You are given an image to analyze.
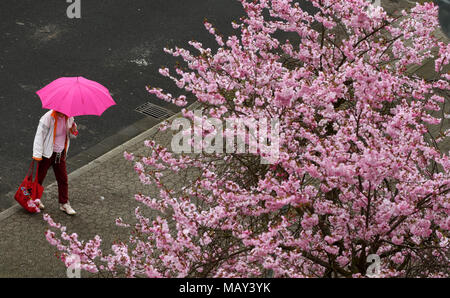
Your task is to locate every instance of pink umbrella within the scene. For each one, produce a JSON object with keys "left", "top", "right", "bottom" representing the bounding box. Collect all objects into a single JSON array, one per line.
[{"left": 36, "top": 76, "right": 116, "bottom": 117}]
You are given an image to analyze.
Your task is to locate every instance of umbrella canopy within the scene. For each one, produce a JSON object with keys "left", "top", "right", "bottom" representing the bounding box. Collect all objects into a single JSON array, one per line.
[{"left": 36, "top": 76, "right": 116, "bottom": 117}]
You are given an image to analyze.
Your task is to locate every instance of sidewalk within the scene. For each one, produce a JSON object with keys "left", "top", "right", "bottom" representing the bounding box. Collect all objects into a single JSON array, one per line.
[{"left": 0, "top": 1, "right": 448, "bottom": 278}]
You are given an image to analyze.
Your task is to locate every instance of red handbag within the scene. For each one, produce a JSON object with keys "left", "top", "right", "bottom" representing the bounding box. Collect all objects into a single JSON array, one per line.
[{"left": 14, "top": 160, "right": 44, "bottom": 213}]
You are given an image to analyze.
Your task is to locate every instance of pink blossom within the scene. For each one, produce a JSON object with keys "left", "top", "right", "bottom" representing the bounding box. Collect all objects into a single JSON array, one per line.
[{"left": 43, "top": 0, "right": 450, "bottom": 278}]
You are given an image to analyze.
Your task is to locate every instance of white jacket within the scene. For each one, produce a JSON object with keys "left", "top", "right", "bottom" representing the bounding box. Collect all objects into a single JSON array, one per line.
[{"left": 32, "top": 110, "right": 78, "bottom": 160}]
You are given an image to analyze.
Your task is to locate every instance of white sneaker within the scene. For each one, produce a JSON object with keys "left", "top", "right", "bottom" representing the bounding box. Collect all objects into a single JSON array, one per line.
[
  {"left": 38, "top": 201, "right": 45, "bottom": 210},
  {"left": 60, "top": 203, "right": 76, "bottom": 215}
]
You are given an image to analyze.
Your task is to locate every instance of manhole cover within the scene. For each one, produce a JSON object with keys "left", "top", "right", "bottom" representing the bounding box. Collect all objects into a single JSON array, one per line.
[{"left": 135, "top": 102, "right": 175, "bottom": 119}]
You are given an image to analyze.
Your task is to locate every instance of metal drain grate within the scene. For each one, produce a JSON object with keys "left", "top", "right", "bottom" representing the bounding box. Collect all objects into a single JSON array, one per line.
[{"left": 135, "top": 102, "right": 175, "bottom": 119}]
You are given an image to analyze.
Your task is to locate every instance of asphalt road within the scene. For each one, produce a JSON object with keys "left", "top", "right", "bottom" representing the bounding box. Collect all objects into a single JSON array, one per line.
[{"left": 0, "top": 0, "right": 246, "bottom": 210}]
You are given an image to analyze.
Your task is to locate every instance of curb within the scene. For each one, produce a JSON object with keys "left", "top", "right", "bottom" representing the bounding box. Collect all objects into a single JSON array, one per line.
[{"left": 0, "top": 101, "right": 199, "bottom": 223}]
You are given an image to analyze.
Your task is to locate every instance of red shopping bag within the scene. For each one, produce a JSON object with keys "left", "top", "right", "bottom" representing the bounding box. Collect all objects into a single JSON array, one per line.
[{"left": 14, "top": 160, "right": 44, "bottom": 213}]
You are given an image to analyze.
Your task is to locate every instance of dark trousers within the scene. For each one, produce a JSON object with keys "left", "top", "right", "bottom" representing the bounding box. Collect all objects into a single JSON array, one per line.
[{"left": 37, "top": 151, "right": 69, "bottom": 204}]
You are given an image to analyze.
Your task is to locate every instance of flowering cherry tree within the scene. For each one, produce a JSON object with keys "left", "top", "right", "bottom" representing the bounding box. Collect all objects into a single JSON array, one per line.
[{"left": 45, "top": 0, "right": 450, "bottom": 277}]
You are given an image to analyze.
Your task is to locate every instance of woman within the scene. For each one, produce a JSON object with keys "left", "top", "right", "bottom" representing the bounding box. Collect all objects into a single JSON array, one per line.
[{"left": 32, "top": 110, "right": 79, "bottom": 215}]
